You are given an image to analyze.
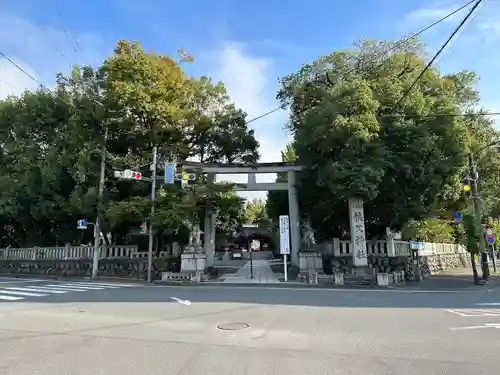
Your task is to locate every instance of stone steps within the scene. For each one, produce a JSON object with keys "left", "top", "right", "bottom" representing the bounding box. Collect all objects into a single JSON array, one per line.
[{"left": 343, "top": 276, "right": 376, "bottom": 285}]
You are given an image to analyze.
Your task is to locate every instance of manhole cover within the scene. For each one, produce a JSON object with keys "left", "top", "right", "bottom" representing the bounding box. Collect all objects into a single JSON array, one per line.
[{"left": 217, "top": 322, "right": 250, "bottom": 331}]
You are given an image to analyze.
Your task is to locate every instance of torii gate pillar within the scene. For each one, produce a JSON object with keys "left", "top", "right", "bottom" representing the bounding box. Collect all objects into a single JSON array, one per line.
[
  {"left": 287, "top": 170, "right": 300, "bottom": 266},
  {"left": 179, "top": 161, "right": 303, "bottom": 268}
]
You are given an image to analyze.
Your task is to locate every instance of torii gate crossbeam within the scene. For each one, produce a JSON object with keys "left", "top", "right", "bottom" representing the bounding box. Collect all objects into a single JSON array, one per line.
[{"left": 178, "top": 161, "right": 303, "bottom": 267}]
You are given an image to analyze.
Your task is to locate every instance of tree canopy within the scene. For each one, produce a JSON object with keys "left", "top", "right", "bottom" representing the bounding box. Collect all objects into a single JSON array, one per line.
[
  {"left": 0, "top": 40, "right": 258, "bottom": 247},
  {"left": 277, "top": 38, "right": 500, "bottom": 241},
  {"left": 2, "top": 36, "right": 500, "bottom": 249}
]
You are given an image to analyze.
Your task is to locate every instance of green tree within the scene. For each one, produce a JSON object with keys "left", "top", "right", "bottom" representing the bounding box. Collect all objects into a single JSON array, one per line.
[
  {"left": 402, "top": 218, "right": 455, "bottom": 243},
  {"left": 266, "top": 142, "right": 296, "bottom": 222},
  {"left": 0, "top": 85, "right": 102, "bottom": 246},
  {"left": 0, "top": 40, "right": 260, "bottom": 247},
  {"left": 244, "top": 198, "right": 268, "bottom": 225},
  {"left": 277, "top": 38, "right": 476, "bottom": 240}
]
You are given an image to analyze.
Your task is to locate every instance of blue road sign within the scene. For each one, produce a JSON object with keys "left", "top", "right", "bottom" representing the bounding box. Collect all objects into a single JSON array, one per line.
[
  {"left": 164, "top": 163, "right": 176, "bottom": 184},
  {"left": 487, "top": 235, "right": 495, "bottom": 244},
  {"left": 453, "top": 211, "right": 463, "bottom": 222},
  {"left": 410, "top": 241, "right": 425, "bottom": 250},
  {"left": 77, "top": 218, "right": 88, "bottom": 229}
]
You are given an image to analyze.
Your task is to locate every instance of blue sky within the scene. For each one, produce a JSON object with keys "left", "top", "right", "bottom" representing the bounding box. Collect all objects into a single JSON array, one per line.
[{"left": 1, "top": 0, "right": 499, "bottom": 199}]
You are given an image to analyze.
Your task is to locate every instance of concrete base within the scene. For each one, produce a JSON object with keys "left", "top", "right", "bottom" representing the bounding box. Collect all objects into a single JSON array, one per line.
[
  {"left": 298, "top": 252, "right": 323, "bottom": 273},
  {"left": 180, "top": 253, "right": 207, "bottom": 273},
  {"left": 334, "top": 272, "right": 344, "bottom": 285},
  {"left": 377, "top": 273, "right": 389, "bottom": 287}
]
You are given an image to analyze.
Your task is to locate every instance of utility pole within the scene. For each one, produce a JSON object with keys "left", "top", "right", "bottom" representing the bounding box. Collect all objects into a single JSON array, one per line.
[
  {"left": 147, "top": 146, "right": 158, "bottom": 283},
  {"left": 92, "top": 127, "right": 108, "bottom": 280},
  {"left": 468, "top": 152, "right": 490, "bottom": 280}
]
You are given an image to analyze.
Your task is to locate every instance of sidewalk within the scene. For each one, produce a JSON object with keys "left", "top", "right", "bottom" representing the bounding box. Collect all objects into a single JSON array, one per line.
[
  {"left": 392, "top": 269, "right": 500, "bottom": 290},
  {"left": 217, "top": 260, "right": 281, "bottom": 284}
]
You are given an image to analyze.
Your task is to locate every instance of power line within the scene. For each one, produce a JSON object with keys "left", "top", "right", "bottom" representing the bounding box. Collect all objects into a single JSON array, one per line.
[
  {"left": 391, "top": 0, "right": 484, "bottom": 111},
  {"left": 0, "top": 51, "right": 45, "bottom": 89},
  {"left": 244, "top": 0, "right": 479, "bottom": 124},
  {"left": 52, "top": 1, "right": 89, "bottom": 67},
  {"left": 246, "top": 108, "right": 282, "bottom": 124}
]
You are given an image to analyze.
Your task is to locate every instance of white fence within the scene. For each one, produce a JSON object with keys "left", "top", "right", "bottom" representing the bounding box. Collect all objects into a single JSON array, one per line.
[
  {"left": 324, "top": 239, "right": 466, "bottom": 258},
  {"left": 0, "top": 245, "right": 138, "bottom": 261}
]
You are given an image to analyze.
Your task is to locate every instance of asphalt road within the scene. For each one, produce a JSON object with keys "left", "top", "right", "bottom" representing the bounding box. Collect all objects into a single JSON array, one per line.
[{"left": 1, "top": 277, "right": 500, "bottom": 374}]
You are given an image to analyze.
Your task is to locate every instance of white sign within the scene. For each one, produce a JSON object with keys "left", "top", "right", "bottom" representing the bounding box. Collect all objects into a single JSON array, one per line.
[
  {"left": 486, "top": 228, "right": 494, "bottom": 236},
  {"left": 123, "top": 169, "right": 134, "bottom": 179},
  {"left": 348, "top": 199, "right": 368, "bottom": 266},
  {"left": 279, "top": 215, "right": 290, "bottom": 255}
]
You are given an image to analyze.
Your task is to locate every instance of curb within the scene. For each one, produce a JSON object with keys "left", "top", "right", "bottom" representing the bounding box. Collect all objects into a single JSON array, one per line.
[{"left": 0, "top": 274, "right": 148, "bottom": 284}]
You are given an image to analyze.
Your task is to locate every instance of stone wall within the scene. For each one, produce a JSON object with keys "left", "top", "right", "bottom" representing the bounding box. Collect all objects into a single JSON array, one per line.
[
  {"left": 328, "top": 252, "right": 471, "bottom": 278},
  {"left": 0, "top": 256, "right": 181, "bottom": 280}
]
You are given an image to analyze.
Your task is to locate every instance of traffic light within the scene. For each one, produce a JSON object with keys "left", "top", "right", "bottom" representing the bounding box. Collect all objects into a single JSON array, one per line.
[
  {"left": 140, "top": 221, "right": 147, "bottom": 234},
  {"left": 462, "top": 178, "right": 472, "bottom": 198},
  {"left": 175, "top": 172, "right": 196, "bottom": 189},
  {"left": 122, "top": 169, "right": 142, "bottom": 180}
]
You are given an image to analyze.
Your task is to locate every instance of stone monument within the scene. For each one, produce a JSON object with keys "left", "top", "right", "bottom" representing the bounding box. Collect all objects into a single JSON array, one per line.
[
  {"left": 348, "top": 198, "right": 368, "bottom": 267},
  {"left": 181, "top": 222, "right": 207, "bottom": 273},
  {"left": 298, "top": 218, "right": 323, "bottom": 274}
]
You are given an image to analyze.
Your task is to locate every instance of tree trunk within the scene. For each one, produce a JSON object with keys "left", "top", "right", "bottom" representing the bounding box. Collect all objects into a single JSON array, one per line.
[{"left": 470, "top": 251, "right": 479, "bottom": 284}]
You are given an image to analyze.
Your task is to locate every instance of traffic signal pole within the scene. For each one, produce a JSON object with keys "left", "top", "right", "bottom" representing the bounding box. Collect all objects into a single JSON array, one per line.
[
  {"left": 147, "top": 146, "right": 158, "bottom": 283},
  {"left": 468, "top": 152, "right": 490, "bottom": 280}
]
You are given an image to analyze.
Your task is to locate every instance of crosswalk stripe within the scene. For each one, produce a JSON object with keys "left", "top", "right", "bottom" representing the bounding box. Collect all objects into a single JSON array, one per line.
[
  {"left": 44, "top": 284, "right": 101, "bottom": 291},
  {"left": 6, "top": 287, "right": 68, "bottom": 294},
  {"left": 71, "top": 282, "right": 133, "bottom": 288},
  {"left": 0, "top": 295, "right": 24, "bottom": 301},
  {"left": 57, "top": 284, "right": 106, "bottom": 290},
  {"left": 66, "top": 282, "right": 117, "bottom": 289},
  {"left": 0, "top": 290, "right": 47, "bottom": 297},
  {"left": 0, "top": 281, "right": 130, "bottom": 302}
]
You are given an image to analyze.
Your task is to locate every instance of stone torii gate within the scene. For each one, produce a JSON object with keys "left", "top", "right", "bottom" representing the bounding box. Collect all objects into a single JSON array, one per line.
[{"left": 179, "top": 161, "right": 303, "bottom": 267}]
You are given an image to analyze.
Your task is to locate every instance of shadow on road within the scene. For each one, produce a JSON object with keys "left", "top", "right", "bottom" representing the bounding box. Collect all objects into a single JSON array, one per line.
[{"left": 1, "top": 276, "right": 499, "bottom": 309}]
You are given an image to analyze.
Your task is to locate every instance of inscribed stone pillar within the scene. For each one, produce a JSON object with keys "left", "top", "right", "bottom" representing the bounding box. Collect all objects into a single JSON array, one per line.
[
  {"left": 204, "top": 172, "right": 216, "bottom": 267},
  {"left": 348, "top": 198, "right": 368, "bottom": 267},
  {"left": 287, "top": 170, "right": 301, "bottom": 267}
]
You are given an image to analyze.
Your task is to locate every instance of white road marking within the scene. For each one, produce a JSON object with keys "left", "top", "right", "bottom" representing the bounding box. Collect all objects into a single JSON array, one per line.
[
  {"left": 6, "top": 287, "right": 68, "bottom": 294},
  {"left": 0, "top": 290, "right": 47, "bottom": 297},
  {"left": 476, "top": 302, "right": 500, "bottom": 306},
  {"left": 70, "top": 283, "right": 122, "bottom": 289},
  {"left": 0, "top": 279, "right": 49, "bottom": 284},
  {"left": 71, "top": 282, "right": 134, "bottom": 288},
  {"left": 450, "top": 323, "right": 500, "bottom": 331},
  {"left": 44, "top": 284, "right": 104, "bottom": 291},
  {"left": 0, "top": 295, "right": 24, "bottom": 301},
  {"left": 446, "top": 309, "right": 500, "bottom": 317},
  {"left": 170, "top": 297, "right": 192, "bottom": 306},
  {"left": 0, "top": 281, "right": 132, "bottom": 302}
]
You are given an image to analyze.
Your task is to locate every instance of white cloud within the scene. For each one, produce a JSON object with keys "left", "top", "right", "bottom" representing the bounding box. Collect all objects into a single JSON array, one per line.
[
  {"left": 0, "top": 58, "right": 38, "bottom": 99},
  {"left": 0, "top": 13, "right": 107, "bottom": 91},
  {"left": 209, "top": 42, "right": 292, "bottom": 201},
  {"left": 404, "top": 5, "right": 460, "bottom": 24}
]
